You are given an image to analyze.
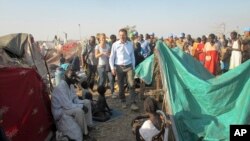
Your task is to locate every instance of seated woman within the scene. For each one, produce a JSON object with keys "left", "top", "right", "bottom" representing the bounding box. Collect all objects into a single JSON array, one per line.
[{"left": 132, "top": 97, "right": 170, "bottom": 141}]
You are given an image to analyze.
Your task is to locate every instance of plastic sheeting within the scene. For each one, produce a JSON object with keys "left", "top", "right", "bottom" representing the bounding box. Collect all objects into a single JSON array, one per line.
[
  {"left": 0, "top": 33, "right": 29, "bottom": 57},
  {"left": 0, "top": 33, "right": 48, "bottom": 79},
  {"left": 0, "top": 67, "right": 54, "bottom": 141},
  {"left": 135, "top": 54, "right": 155, "bottom": 84},
  {"left": 135, "top": 41, "right": 250, "bottom": 141}
]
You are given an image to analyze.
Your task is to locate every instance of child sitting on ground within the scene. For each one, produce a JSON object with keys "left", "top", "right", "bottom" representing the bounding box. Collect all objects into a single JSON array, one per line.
[
  {"left": 80, "top": 81, "right": 93, "bottom": 100},
  {"left": 92, "top": 85, "right": 112, "bottom": 122},
  {"left": 132, "top": 97, "right": 170, "bottom": 141},
  {"left": 139, "top": 97, "right": 162, "bottom": 141}
]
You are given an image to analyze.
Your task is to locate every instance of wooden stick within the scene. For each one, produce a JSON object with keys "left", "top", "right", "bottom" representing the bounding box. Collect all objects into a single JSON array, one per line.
[{"left": 155, "top": 48, "right": 180, "bottom": 141}]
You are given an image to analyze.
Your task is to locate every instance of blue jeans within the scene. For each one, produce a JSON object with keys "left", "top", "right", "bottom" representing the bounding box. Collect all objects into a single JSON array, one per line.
[
  {"left": 97, "top": 65, "right": 114, "bottom": 93},
  {"left": 97, "top": 65, "right": 106, "bottom": 87},
  {"left": 107, "top": 72, "right": 114, "bottom": 93}
]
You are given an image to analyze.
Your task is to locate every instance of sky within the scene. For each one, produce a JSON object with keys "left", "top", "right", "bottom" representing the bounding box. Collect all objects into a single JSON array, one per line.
[{"left": 0, "top": 0, "right": 250, "bottom": 40}]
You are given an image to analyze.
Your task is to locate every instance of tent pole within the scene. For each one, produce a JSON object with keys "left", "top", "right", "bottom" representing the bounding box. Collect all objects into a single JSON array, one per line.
[
  {"left": 156, "top": 48, "right": 180, "bottom": 141},
  {"left": 44, "top": 58, "right": 53, "bottom": 93},
  {"left": 43, "top": 44, "right": 54, "bottom": 93}
]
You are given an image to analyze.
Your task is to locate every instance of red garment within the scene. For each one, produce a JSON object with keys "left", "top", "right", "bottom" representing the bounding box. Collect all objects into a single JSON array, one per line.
[
  {"left": 0, "top": 68, "right": 53, "bottom": 141},
  {"left": 62, "top": 42, "right": 78, "bottom": 51},
  {"left": 204, "top": 50, "right": 219, "bottom": 75},
  {"left": 194, "top": 43, "right": 205, "bottom": 62}
]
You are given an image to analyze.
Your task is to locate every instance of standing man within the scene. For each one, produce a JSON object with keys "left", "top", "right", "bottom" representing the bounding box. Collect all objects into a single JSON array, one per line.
[
  {"left": 109, "top": 34, "right": 117, "bottom": 98},
  {"left": 132, "top": 33, "right": 144, "bottom": 67},
  {"left": 82, "top": 36, "right": 98, "bottom": 90},
  {"left": 109, "top": 29, "right": 139, "bottom": 111},
  {"left": 149, "top": 33, "right": 156, "bottom": 54},
  {"left": 109, "top": 34, "right": 117, "bottom": 47},
  {"left": 138, "top": 34, "right": 151, "bottom": 59},
  {"left": 242, "top": 27, "right": 250, "bottom": 62}
]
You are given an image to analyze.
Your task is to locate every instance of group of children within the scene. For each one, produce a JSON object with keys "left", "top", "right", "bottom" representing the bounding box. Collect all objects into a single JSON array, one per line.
[
  {"left": 80, "top": 81, "right": 112, "bottom": 122},
  {"left": 80, "top": 79, "right": 170, "bottom": 141}
]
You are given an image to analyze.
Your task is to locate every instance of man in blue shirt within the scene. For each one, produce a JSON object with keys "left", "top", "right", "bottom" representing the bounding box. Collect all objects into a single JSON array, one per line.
[
  {"left": 109, "top": 29, "right": 139, "bottom": 111},
  {"left": 138, "top": 34, "right": 151, "bottom": 59}
]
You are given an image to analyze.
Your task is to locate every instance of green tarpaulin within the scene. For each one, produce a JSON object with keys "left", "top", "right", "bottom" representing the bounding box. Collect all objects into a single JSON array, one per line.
[
  {"left": 135, "top": 54, "right": 155, "bottom": 84},
  {"left": 135, "top": 41, "right": 250, "bottom": 141}
]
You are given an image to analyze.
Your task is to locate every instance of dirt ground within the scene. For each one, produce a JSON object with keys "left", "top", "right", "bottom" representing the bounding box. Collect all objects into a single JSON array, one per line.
[{"left": 87, "top": 88, "right": 157, "bottom": 141}]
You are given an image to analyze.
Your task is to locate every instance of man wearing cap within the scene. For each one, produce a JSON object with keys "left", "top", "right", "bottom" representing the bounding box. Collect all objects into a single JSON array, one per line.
[
  {"left": 138, "top": 34, "right": 151, "bottom": 58},
  {"left": 149, "top": 33, "right": 156, "bottom": 53},
  {"left": 132, "top": 33, "right": 144, "bottom": 67},
  {"left": 51, "top": 66, "right": 94, "bottom": 141},
  {"left": 242, "top": 27, "right": 250, "bottom": 62},
  {"left": 109, "top": 28, "right": 139, "bottom": 111}
]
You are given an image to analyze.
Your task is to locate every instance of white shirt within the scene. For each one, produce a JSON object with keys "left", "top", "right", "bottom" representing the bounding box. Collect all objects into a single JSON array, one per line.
[
  {"left": 139, "top": 120, "right": 160, "bottom": 141},
  {"left": 109, "top": 40, "right": 135, "bottom": 70},
  {"left": 139, "top": 120, "right": 169, "bottom": 141},
  {"left": 95, "top": 43, "right": 111, "bottom": 66}
]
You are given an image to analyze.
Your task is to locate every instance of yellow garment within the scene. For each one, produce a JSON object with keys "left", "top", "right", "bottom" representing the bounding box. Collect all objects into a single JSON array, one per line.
[
  {"left": 176, "top": 40, "right": 185, "bottom": 50},
  {"left": 192, "top": 42, "right": 199, "bottom": 56},
  {"left": 114, "top": 83, "right": 119, "bottom": 92}
]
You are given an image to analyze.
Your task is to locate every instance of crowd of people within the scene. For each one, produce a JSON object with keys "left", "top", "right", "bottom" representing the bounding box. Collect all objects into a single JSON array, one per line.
[
  {"left": 164, "top": 28, "right": 250, "bottom": 75},
  {"left": 80, "top": 29, "right": 156, "bottom": 111},
  {"left": 50, "top": 27, "right": 250, "bottom": 141}
]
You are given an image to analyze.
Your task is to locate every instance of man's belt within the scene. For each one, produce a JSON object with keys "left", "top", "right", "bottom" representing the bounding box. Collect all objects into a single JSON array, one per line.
[{"left": 115, "top": 64, "right": 132, "bottom": 67}]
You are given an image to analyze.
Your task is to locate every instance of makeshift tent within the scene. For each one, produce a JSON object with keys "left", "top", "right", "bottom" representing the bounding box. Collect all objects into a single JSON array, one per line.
[
  {"left": 0, "top": 33, "right": 48, "bottom": 80},
  {"left": 45, "top": 41, "right": 82, "bottom": 66},
  {"left": 135, "top": 41, "right": 250, "bottom": 141},
  {"left": 0, "top": 67, "right": 54, "bottom": 141}
]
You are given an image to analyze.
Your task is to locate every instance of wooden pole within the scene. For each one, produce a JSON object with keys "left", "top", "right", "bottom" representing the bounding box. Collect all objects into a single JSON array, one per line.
[{"left": 155, "top": 49, "right": 180, "bottom": 141}]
